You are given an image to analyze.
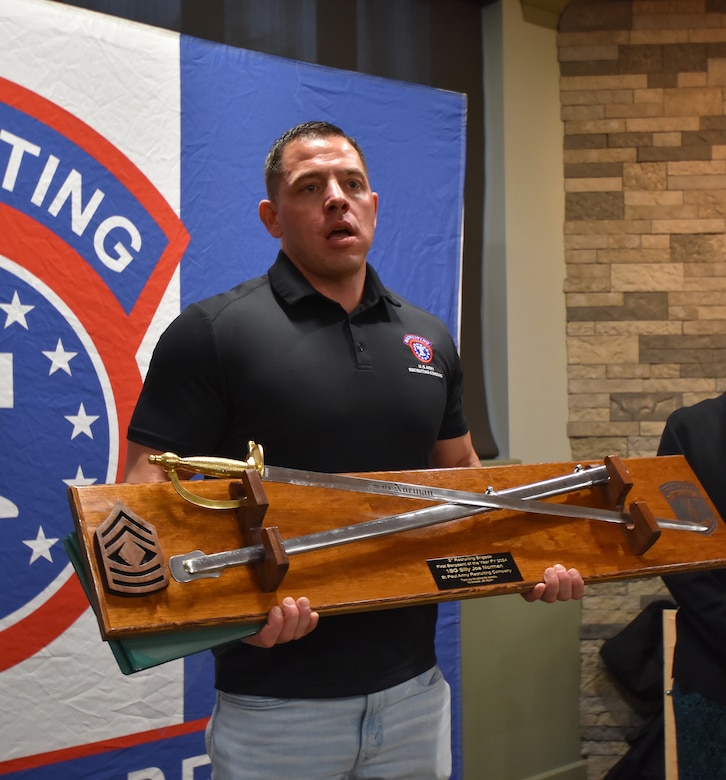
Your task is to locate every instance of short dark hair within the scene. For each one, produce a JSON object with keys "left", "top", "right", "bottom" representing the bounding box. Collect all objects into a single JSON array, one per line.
[{"left": 264, "top": 121, "right": 368, "bottom": 201}]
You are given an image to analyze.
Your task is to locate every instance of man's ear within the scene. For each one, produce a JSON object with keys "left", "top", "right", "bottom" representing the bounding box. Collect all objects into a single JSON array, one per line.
[{"left": 259, "top": 199, "right": 282, "bottom": 238}]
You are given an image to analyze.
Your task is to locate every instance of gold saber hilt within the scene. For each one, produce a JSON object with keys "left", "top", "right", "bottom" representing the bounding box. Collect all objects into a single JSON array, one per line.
[
  {"left": 149, "top": 441, "right": 264, "bottom": 478},
  {"left": 148, "top": 442, "right": 264, "bottom": 510}
]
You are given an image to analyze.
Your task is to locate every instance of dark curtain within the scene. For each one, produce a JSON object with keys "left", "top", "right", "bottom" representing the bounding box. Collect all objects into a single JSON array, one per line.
[{"left": 51, "top": 0, "right": 499, "bottom": 458}]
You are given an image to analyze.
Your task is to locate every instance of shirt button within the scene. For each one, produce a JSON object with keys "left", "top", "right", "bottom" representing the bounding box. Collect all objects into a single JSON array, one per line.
[{"left": 357, "top": 343, "right": 366, "bottom": 352}]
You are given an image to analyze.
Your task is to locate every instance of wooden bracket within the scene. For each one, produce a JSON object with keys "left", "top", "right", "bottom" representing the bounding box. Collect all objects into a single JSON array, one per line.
[
  {"left": 624, "top": 500, "right": 661, "bottom": 555},
  {"left": 603, "top": 455, "right": 634, "bottom": 510},
  {"left": 231, "top": 471, "right": 289, "bottom": 591}
]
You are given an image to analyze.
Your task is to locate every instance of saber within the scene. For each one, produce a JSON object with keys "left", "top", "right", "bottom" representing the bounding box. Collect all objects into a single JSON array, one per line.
[
  {"left": 152, "top": 448, "right": 617, "bottom": 512},
  {"left": 171, "top": 503, "right": 494, "bottom": 582},
  {"left": 150, "top": 450, "right": 709, "bottom": 533},
  {"left": 166, "top": 459, "right": 711, "bottom": 583}
]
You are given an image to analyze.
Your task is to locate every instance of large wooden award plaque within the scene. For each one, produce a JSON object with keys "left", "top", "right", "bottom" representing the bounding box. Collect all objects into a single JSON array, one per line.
[{"left": 68, "top": 455, "right": 726, "bottom": 641}]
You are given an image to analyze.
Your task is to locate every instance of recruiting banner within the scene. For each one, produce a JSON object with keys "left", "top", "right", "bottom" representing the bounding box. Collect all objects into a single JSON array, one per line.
[{"left": 0, "top": 1, "right": 467, "bottom": 777}]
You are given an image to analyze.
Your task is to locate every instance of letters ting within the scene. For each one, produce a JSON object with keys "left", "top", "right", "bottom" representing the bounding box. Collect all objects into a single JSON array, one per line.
[{"left": 0, "top": 128, "right": 142, "bottom": 272}]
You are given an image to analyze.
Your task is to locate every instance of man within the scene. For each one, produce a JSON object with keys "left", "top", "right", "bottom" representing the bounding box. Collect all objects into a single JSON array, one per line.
[
  {"left": 124, "top": 121, "right": 584, "bottom": 779},
  {"left": 658, "top": 394, "right": 726, "bottom": 779}
]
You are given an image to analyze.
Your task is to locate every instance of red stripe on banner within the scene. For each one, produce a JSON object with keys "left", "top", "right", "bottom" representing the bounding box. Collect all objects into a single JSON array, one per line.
[
  {"left": 0, "top": 202, "right": 149, "bottom": 478},
  {"left": 0, "top": 718, "right": 209, "bottom": 774},
  {"left": 0, "top": 74, "right": 189, "bottom": 384},
  {"left": 0, "top": 573, "right": 87, "bottom": 673},
  {"left": 0, "top": 76, "right": 189, "bottom": 481},
  {"left": 0, "top": 75, "right": 188, "bottom": 277}
]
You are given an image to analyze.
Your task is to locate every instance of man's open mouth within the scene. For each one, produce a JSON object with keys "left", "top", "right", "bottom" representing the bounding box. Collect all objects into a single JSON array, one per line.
[{"left": 328, "top": 226, "right": 354, "bottom": 239}]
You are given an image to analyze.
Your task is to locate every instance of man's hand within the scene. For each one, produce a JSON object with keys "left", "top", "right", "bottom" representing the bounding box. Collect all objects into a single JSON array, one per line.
[
  {"left": 522, "top": 564, "right": 584, "bottom": 603},
  {"left": 242, "top": 596, "right": 320, "bottom": 648}
]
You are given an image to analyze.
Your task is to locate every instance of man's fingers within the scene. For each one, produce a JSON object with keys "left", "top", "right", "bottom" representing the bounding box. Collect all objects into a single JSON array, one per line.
[
  {"left": 277, "top": 596, "right": 318, "bottom": 642},
  {"left": 242, "top": 596, "right": 319, "bottom": 648},
  {"left": 568, "top": 567, "right": 585, "bottom": 600},
  {"left": 521, "top": 582, "right": 546, "bottom": 603},
  {"left": 521, "top": 564, "right": 585, "bottom": 603}
]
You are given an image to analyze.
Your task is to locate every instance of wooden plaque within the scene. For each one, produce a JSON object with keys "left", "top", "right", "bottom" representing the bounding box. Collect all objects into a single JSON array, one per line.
[{"left": 68, "top": 455, "right": 726, "bottom": 640}]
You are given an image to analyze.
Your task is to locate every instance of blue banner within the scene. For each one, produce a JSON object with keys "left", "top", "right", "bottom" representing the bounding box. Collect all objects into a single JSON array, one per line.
[{"left": 0, "top": 2, "right": 466, "bottom": 777}]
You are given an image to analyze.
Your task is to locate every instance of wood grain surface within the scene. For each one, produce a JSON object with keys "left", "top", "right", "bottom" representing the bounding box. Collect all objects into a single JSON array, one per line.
[{"left": 68, "top": 455, "right": 726, "bottom": 639}]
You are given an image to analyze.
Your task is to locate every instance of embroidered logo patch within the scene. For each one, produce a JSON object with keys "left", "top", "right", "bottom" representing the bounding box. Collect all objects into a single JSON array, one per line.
[{"left": 403, "top": 333, "right": 434, "bottom": 363}]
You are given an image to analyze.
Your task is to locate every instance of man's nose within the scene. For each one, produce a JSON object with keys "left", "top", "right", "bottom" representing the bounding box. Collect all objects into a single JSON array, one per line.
[{"left": 325, "top": 181, "right": 349, "bottom": 211}]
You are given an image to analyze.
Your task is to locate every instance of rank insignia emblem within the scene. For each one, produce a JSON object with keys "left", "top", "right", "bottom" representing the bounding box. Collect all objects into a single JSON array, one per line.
[{"left": 95, "top": 501, "right": 169, "bottom": 596}]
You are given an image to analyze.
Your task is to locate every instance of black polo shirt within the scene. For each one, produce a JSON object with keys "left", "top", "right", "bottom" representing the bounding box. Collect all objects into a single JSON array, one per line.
[{"left": 128, "top": 251, "right": 470, "bottom": 697}]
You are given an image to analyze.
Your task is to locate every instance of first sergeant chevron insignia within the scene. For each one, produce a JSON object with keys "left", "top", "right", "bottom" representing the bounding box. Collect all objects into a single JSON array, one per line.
[{"left": 95, "top": 501, "right": 169, "bottom": 596}]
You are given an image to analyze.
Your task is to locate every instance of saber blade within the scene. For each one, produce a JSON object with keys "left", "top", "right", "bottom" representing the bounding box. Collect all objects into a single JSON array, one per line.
[
  {"left": 167, "top": 464, "right": 711, "bottom": 583},
  {"left": 170, "top": 502, "right": 471, "bottom": 582},
  {"left": 152, "top": 452, "right": 712, "bottom": 533},
  {"left": 153, "top": 451, "right": 619, "bottom": 515}
]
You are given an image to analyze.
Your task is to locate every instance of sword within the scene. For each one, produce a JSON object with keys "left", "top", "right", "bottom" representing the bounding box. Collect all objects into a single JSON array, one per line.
[
  {"left": 151, "top": 448, "right": 616, "bottom": 512},
  {"left": 164, "top": 454, "right": 711, "bottom": 583},
  {"left": 150, "top": 450, "right": 709, "bottom": 533}
]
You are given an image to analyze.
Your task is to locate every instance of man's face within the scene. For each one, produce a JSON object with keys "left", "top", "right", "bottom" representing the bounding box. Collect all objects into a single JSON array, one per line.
[{"left": 259, "top": 135, "right": 378, "bottom": 287}]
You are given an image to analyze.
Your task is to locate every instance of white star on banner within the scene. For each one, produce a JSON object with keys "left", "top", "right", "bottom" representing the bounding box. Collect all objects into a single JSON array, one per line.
[
  {"left": 65, "top": 402, "right": 100, "bottom": 439},
  {"left": 62, "top": 466, "right": 97, "bottom": 487},
  {"left": 43, "top": 339, "right": 78, "bottom": 375},
  {"left": 23, "top": 525, "right": 59, "bottom": 564},
  {"left": 0, "top": 291, "right": 34, "bottom": 329}
]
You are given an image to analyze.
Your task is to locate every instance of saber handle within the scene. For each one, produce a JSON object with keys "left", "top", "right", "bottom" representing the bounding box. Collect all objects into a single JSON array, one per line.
[{"left": 150, "top": 444, "right": 264, "bottom": 478}]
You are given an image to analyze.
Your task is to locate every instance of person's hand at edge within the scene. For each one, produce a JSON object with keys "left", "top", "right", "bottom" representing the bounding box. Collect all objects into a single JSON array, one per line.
[
  {"left": 522, "top": 564, "right": 585, "bottom": 603},
  {"left": 242, "top": 596, "right": 320, "bottom": 647}
]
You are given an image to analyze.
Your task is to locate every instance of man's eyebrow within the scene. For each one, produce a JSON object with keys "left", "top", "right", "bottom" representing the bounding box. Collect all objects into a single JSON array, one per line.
[
  {"left": 289, "top": 170, "right": 324, "bottom": 185},
  {"left": 342, "top": 166, "right": 368, "bottom": 179},
  {"left": 290, "top": 167, "right": 368, "bottom": 185}
]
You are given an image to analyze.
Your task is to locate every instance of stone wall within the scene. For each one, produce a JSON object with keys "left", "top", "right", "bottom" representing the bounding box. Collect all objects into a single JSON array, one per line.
[{"left": 557, "top": 1, "right": 726, "bottom": 777}]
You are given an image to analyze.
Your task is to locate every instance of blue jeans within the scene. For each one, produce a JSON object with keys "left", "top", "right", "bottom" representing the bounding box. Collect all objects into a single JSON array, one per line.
[
  {"left": 672, "top": 680, "right": 726, "bottom": 780},
  {"left": 205, "top": 665, "right": 452, "bottom": 779}
]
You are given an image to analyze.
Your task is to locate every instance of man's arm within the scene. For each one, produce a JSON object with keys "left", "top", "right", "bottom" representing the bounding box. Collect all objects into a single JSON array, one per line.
[
  {"left": 430, "top": 432, "right": 481, "bottom": 468},
  {"left": 124, "top": 442, "right": 168, "bottom": 482}
]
